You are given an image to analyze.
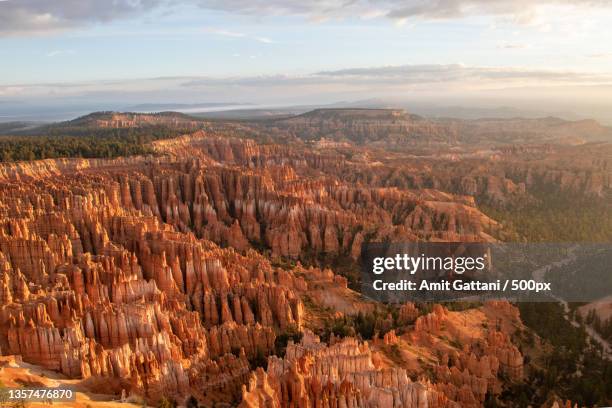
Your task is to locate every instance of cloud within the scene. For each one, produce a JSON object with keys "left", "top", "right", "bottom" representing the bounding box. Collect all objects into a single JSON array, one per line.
[
  {"left": 202, "top": 27, "right": 275, "bottom": 43},
  {"left": 4, "top": 64, "right": 612, "bottom": 124},
  {"left": 312, "top": 64, "right": 612, "bottom": 85},
  {"left": 588, "top": 52, "right": 612, "bottom": 58},
  {"left": 497, "top": 43, "right": 529, "bottom": 49},
  {"left": 2, "top": 0, "right": 611, "bottom": 37},
  {"left": 195, "top": 0, "right": 611, "bottom": 23},
  {"left": 3, "top": 64, "right": 612, "bottom": 105},
  {"left": 202, "top": 27, "right": 244, "bottom": 38},
  {"left": 0, "top": 0, "right": 163, "bottom": 36},
  {"left": 46, "top": 49, "right": 76, "bottom": 57},
  {"left": 255, "top": 36, "right": 273, "bottom": 44}
]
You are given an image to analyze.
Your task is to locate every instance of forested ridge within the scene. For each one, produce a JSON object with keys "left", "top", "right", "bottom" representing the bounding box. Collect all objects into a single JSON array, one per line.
[
  {"left": 481, "top": 190, "right": 612, "bottom": 243},
  {"left": 482, "top": 189, "right": 612, "bottom": 406},
  {"left": 0, "top": 126, "right": 189, "bottom": 162}
]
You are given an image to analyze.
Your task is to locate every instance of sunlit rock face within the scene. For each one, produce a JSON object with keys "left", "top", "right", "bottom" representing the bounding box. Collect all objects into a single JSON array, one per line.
[
  {"left": 240, "top": 311, "right": 524, "bottom": 408},
  {"left": 0, "top": 128, "right": 530, "bottom": 406}
]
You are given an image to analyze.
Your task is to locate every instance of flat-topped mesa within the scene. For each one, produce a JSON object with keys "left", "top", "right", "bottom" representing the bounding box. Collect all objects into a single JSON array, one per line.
[
  {"left": 272, "top": 108, "right": 459, "bottom": 147},
  {"left": 274, "top": 113, "right": 612, "bottom": 151},
  {"left": 68, "top": 111, "right": 205, "bottom": 129}
]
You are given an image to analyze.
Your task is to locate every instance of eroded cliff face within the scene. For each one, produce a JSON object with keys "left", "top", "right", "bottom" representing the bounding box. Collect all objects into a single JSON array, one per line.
[
  {"left": 0, "top": 156, "right": 304, "bottom": 404},
  {"left": 272, "top": 109, "right": 612, "bottom": 147},
  {"left": 152, "top": 132, "right": 500, "bottom": 255},
  {"left": 0, "top": 129, "right": 527, "bottom": 406},
  {"left": 72, "top": 112, "right": 205, "bottom": 129},
  {"left": 272, "top": 108, "right": 459, "bottom": 147},
  {"left": 0, "top": 217, "right": 299, "bottom": 403},
  {"left": 240, "top": 331, "right": 455, "bottom": 408},
  {"left": 262, "top": 110, "right": 612, "bottom": 203},
  {"left": 240, "top": 302, "right": 524, "bottom": 408}
]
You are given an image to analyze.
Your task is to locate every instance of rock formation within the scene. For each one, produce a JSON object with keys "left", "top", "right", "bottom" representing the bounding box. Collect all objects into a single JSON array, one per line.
[
  {"left": 240, "top": 330, "right": 459, "bottom": 408},
  {"left": 0, "top": 127, "right": 533, "bottom": 407}
]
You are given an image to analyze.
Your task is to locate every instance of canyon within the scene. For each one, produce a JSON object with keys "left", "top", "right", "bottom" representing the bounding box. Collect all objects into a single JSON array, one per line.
[{"left": 0, "top": 109, "right": 609, "bottom": 407}]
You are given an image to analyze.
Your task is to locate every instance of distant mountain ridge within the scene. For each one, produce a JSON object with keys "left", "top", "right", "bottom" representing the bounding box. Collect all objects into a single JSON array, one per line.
[
  {"left": 269, "top": 108, "right": 612, "bottom": 147},
  {"left": 63, "top": 111, "right": 205, "bottom": 129},
  {"left": 5, "top": 108, "right": 612, "bottom": 149},
  {"left": 271, "top": 108, "right": 458, "bottom": 146}
]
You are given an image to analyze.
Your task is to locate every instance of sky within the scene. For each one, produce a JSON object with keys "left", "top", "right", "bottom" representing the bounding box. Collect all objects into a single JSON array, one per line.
[{"left": 1, "top": 0, "right": 612, "bottom": 122}]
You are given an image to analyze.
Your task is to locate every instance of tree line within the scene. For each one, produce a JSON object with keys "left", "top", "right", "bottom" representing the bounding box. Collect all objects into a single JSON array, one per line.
[{"left": 0, "top": 126, "right": 189, "bottom": 162}]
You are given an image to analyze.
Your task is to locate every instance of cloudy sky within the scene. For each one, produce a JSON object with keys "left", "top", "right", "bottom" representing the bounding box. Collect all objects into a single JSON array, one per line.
[{"left": 2, "top": 0, "right": 612, "bottom": 121}]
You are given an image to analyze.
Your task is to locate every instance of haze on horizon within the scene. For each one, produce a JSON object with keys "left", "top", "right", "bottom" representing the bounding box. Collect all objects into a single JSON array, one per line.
[{"left": 1, "top": 0, "right": 612, "bottom": 123}]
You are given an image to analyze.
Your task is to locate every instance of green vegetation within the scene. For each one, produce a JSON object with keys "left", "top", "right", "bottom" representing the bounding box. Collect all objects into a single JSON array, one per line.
[
  {"left": 510, "top": 302, "right": 612, "bottom": 406},
  {"left": 0, "top": 109, "right": 284, "bottom": 162},
  {"left": 233, "top": 325, "right": 304, "bottom": 370},
  {"left": 274, "top": 325, "right": 303, "bottom": 357},
  {"left": 481, "top": 186, "right": 612, "bottom": 406},
  {"left": 0, "top": 126, "right": 189, "bottom": 162},
  {"left": 481, "top": 189, "right": 612, "bottom": 242},
  {"left": 298, "top": 250, "right": 363, "bottom": 290},
  {"left": 157, "top": 396, "right": 177, "bottom": 408},
  {"left": 546, "top": 248, "right": 612, "bottom": 301},
  {"left": 319, "top": 307, "right": 399, "bottom": 342},
  {"left": 247, "top": 349, "right": 268, "bottom": 370}
]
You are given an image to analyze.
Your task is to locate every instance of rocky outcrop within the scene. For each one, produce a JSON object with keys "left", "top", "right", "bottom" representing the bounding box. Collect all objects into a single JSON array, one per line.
[
  {"left": 0, "top": 156, "right": 312, "bottom": 405},
  {"left": 240, "top": 330, "right": 459, "bottom": 408},
  {"left": 0, "top": 128, "right": 532, "bottom": 407},
  {"left": 409, "top": 304, "right": 524, "bottom": 402}
]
